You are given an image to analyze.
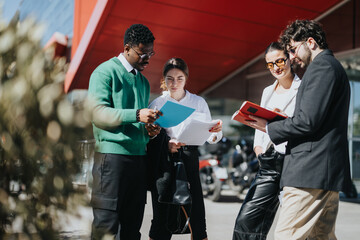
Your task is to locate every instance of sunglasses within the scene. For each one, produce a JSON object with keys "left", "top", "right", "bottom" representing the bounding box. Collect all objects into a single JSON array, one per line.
[
  {"left": 266, "top": 58, "right": 288, "bottom": 69},
  {"left": 288, "top": 42, "right": 305, "bottom": 55},
  {"left": 131, "top": 47, "right": 155, "bottom": 59}
]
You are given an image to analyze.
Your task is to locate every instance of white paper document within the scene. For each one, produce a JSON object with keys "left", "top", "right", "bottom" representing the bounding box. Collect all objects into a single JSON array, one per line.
[{"left": 175, "top": 119, "right": 218, "bottom": 146}]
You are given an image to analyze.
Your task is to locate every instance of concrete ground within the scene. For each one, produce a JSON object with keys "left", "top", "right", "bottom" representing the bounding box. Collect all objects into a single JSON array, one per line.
[
  {"left": 59, "top": 190, "right": 360, "bottom": 240},
  {"left": 140, "top": 191, "right": 360, "bottom": 240}
]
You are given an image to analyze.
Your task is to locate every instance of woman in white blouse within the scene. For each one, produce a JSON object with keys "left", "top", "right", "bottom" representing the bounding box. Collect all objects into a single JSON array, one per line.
[
  {"left": 148, "top": 58, "right": 222, "bottom": 240},
  {"left": 233, "top": 42, "right": 301, "bottom": 240}
]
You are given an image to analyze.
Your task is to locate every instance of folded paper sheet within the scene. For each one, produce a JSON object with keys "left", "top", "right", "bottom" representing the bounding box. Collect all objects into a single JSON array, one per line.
[{"left": 175, "top": 119, "right": 217, "bottom": 145}]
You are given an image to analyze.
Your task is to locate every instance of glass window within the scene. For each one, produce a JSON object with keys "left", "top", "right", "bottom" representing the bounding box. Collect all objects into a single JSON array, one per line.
[
  {"left": 351, "top": 81, "right": 360, "bottom": 138},
  {"left": 349, "top": 73, "right": 360, "bottom": 180},
  {"left": 352, "top": 141, "right": 360, "bottom": 179}
]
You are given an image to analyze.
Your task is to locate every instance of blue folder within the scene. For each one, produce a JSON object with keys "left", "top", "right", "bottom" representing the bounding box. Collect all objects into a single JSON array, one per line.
[{"left": 154, "top": 101, "right": 195, "bottom": 128}]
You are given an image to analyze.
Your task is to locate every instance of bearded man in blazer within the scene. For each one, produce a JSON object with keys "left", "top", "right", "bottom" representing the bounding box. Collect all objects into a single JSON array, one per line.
[{"left": 249, "top": 19, "right": 352, "bottom": 240}]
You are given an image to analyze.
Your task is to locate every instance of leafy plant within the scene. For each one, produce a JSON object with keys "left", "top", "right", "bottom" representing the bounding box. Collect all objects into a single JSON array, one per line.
[{"left": 0, "top": 15, "right": 92, "bottom": 239}]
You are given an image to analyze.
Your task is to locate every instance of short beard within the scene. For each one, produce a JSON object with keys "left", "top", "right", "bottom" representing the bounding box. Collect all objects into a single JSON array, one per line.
[
  {"left": 291, "top": 61, "right": 301, "bottom": 73},
  {"left": 291, "top": 63, "right": 306, "bottom": 79},
  {"left": 302, "top": 43, "right": 312, "bottom": 67}
]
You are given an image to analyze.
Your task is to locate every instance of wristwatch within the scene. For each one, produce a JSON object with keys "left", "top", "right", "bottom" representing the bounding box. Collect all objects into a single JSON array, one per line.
[{"left": 136, "top": 109, "right": 140, "bottom": 122}]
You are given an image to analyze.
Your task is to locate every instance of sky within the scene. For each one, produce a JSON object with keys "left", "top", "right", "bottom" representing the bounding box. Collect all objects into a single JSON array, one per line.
[
  {"left": 1, "top": 0, "right": 22, "bottom": 22},
  {"left": 0, "top": 0, "right": 74, "bottom": 46}
]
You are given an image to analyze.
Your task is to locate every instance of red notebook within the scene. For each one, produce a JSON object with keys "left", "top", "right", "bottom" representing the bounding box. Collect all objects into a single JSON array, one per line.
[{"left": 232, "top": 101, "right": 287, "bottom": 125}]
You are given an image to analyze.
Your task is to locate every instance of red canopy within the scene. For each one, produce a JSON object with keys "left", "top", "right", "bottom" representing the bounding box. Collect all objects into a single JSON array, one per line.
[{"left": 65, "top": 0, "right": 345, "bottom": 94}]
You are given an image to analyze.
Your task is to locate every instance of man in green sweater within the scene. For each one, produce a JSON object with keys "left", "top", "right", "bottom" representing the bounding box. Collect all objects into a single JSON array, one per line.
[{"left": 88, "top": 24, "right": 160, "bottom": 240}]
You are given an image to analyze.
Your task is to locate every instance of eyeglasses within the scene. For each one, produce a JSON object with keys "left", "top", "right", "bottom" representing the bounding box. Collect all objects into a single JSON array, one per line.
[
  {"left": 288, "top": 42, "right": 305, "bottom": 55},
  {"left": 131, "top": 47, "right": 155, "bottom": 59},
  {"left": 266, "top": 58, "right": 288, "bottom": 69}
]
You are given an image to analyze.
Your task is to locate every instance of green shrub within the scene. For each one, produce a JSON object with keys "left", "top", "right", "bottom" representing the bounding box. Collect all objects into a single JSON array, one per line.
[{"left": 0, "top": 15, "right": 92, "bottom": 239}]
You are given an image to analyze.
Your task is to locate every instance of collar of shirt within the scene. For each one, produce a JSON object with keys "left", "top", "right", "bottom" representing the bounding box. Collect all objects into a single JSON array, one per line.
[
  {"left": 270, "top": 73, "right": 301, "bottom": 93},
  {"left": 162, "top": 90, "right": 190, "bottom": 103},
  {"left": 118, "top": 53, "right": 137, "bottom": 75}
]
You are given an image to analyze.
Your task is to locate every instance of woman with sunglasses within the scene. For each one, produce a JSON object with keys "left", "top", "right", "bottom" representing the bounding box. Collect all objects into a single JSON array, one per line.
[
  {"left": 147, "top": 57, "right": 222, "bottom": 240},
  {"left": 232, "top": 42, "right": 301, "bottom": 240}
]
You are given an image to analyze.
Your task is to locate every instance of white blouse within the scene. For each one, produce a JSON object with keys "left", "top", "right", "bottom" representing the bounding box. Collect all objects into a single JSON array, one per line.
[
  {"left": 149, "top": 90, "right": 223, "bottom": 144},
  {"left": 254, "top": 74, "right": 301, "bottom": 154}
]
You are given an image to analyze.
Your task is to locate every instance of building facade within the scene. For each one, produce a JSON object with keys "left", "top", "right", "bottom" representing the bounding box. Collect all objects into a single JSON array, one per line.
[{"left": 3, "top": 0, "right": 359, "bottom": 184}]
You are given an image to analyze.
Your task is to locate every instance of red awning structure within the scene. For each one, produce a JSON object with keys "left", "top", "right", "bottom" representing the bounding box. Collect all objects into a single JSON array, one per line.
[
  {"left": 44, "top": 32, "right": 68, "bottom": 58},
  {"left": 65, "top": 0, "right": 347, "bottom": 95}
]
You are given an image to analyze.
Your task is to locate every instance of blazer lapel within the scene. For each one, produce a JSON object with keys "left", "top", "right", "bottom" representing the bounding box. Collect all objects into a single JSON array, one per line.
[
  {"left": 263, "top": 74, "right": 302, "bottom": 111},
  {"left": 287, "top": 74, "right": 301, "bottom": 103},
  {"left": 263, "top": 80, "right": 278, "bottom": 106}
]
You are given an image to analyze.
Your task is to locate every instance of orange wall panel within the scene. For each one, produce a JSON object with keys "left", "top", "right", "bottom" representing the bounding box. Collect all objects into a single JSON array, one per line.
[{"left": 71, "top": 0, "right": 98, "bottom": 59}]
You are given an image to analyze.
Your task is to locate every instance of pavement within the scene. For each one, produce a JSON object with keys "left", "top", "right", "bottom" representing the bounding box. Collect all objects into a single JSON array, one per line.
[{"left": 60, "top": 190, "right": 360, "bottom": 240}]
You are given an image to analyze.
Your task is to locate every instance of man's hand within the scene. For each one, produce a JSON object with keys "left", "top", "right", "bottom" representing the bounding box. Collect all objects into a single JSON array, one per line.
[
  {"left": 246, "top": 115, "right": 268, "bottom": 133},
  {"left": 168, "top": 139, "right": 186, "bottom": 153},
  {"left": 145, "top": 124, "right": 161, "bottom": 137},
  {"left": 139, "top": 109, "right": 162, "bottom": 124}
]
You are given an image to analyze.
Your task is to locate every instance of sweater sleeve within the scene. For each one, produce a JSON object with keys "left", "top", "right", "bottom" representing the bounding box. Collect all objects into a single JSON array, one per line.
[{"left": 88, "top": 70, "right": 137, "bottom": 130}]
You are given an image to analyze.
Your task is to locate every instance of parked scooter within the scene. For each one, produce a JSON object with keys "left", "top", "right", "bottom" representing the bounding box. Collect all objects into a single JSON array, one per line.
[
  {"left": 227, "top": 137, "right": 259, "bottom": 195},
  {"left": 199, "top": 137, "right": 231, "bottom": 202}
]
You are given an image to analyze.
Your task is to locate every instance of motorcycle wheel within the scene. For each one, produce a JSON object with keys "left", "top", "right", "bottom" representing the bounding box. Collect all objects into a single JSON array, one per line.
[
  {"left": 199, "top": 170, "right": 222, "bottom": 202},
  {"left": 208, "top": 176, "right": 222, "bottom": 202},
  {"left": 200, "top": 171, "right": 213, "bottom": 195},
  {"left": 228, "top": 176, "right": 245, "bottom": 194}
]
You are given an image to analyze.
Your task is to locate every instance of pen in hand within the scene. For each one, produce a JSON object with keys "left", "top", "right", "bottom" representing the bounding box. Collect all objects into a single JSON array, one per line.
[
  {"left": 153, "top": 106, "right": 159, "bottom": 126},
  {"left": 154, "top": 106, "right": 158, "bottom": 119},
  {"left": 153, "top": 106, "right": 163, "bottom": 122},
  {"left": 145, "top": 106, "right": 162, "bottom": 137},
  {"left": 147, "top": 106, "right": 162, "bottom": 128}
]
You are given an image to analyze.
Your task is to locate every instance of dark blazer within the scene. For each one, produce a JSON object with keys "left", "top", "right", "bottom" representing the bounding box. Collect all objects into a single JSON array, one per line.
[{"left": 268, "top": 49, "right": 352, "bottom": 192}]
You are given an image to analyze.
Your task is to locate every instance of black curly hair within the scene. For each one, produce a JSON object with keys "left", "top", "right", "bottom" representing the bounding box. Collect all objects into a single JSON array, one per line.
[
  {"left": 279, "top": 19, "right": 328, "bottom": 50},
  {"left": 124, "top": 24, "right": 155, "bottom": 47}
]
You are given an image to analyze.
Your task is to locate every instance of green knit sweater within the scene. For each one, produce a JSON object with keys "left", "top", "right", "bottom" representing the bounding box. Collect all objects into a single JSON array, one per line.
[{"left": 88, "top": 57, "right": 150, "bottom": 155}]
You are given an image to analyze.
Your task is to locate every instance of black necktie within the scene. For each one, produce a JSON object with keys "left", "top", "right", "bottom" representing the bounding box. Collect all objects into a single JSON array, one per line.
[{"left": 130, "top": 69, "right": 136, "bottom": 75}]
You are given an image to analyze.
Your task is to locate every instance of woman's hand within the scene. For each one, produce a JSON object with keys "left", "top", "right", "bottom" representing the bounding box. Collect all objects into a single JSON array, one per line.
[
  {"left": 168, "top": 139, "right": 186, "bottom": 153},
  {"left": 209, "top": 120, "right": 222, "bottom": 132},
  {"left": 273, "top": 108, "right": 288, "bottom": 117},
  {"left": 254, "top": 146, "right": 264, "bottom": 157}
]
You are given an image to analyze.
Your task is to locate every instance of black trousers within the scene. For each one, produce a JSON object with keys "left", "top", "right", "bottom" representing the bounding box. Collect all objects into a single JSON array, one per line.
[
  {"left": 91, "top": 152, "right": 147, "bottom": 240},
  {"left": 149, "top": 147, "right": 207, "bottom": 240},
  {"left": 233, "top": 152, "right": 284, "bottom": 240}
]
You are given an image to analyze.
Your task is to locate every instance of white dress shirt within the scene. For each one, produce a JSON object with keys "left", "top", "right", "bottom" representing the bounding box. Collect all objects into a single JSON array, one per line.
[
  {"left": 149, "top": 90, "right": 223, "bottom": 145},
  {"left": 117, "top": 53, "right": 137, "bottom": 75}
]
